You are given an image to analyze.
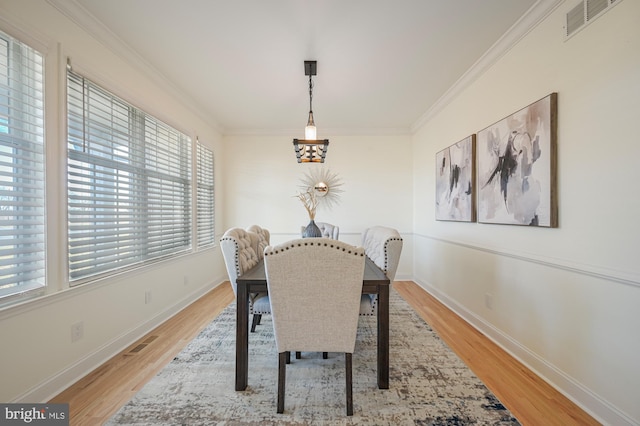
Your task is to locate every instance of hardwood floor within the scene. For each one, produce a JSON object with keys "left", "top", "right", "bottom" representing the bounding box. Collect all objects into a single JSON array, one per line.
[
  {"left": 49, "top": 283, "right": 234, "bottom": 426},
  {"left": 393, "top": 281, "right": 599, "bottom": 426},
  {"left": 50, "top": 281, "right": 599, "bottom": 425}
]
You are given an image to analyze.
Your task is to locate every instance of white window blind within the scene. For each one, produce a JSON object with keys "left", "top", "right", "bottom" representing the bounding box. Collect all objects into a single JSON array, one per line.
[
  {"left": 0, "top": 31, "right": 46, "bottom": 300},
  {"left": 196, "top": 140, "right": 214, "bottom": 248},
  {"left": 67, "top": 70, "right": 192, "bottom": 283}
]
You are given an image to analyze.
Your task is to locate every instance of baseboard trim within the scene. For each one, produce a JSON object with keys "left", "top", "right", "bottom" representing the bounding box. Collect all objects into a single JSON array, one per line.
[
  {"left": 13, "top": 280, "right": 219, "bottom": 403},
  {"left": 413, "top": 278, "right": 636, "bottom": 426}
]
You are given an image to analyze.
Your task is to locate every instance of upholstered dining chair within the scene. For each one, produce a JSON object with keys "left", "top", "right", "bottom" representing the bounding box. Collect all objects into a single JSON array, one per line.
[
  {"left": 247, "top": 224, "right": 270, "bottom": 255},
  {"left": 300, "top": 221, "right": 339, "bottom": 239},
  {"left": 245, "top": 225, "right": 271, "bottom": 331},
  {"left": 297, "top": 221, "right": 338, "bottom": 359},
  {"left": 264, "top": 238, "right": 365, "bottom": 416},
  {"left": 220, "top": 227, "right": 270, "bottom": 333},
  {"left": 359, "top": 226, "right": 403, "bottom": 316}
]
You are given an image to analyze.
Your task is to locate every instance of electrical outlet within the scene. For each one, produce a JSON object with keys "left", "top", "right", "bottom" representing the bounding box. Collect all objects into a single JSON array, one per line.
[
  {"left": 71, "top": 321, "right": 84, "bottom": 342},
  {"left": 183, "top": 276, "right": 189, "bottom": 286},
  {"left": 484, "top": 293, "right": 494, "bottom": 310},
  {"left": 145, "top": 290, "right": 152, "bottom": 304}
]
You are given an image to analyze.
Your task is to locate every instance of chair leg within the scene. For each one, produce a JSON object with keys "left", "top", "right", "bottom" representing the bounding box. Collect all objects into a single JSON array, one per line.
[
  {"left": 278, "top": 352, "right": 287, "bottom": 414},
  {"left": 250, "top": 314, "right": 262, "bottom": 332},
  {"left": 296, "top": 351, "right": 301, "bottom": 359},
  {"left": 345, "top": 353, "right": 353, "bottom": 416},
  {"left": 285, "top": 351, "right": 291, "bottom": 364}
]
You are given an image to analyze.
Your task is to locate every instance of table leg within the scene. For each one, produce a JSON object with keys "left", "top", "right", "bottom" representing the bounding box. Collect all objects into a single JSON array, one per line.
[
  {"left": 236, "top": 282, "right": 249, "bottom": 391},
  {"left": 377, "top": 284, "right": 390, "bottom": 389}
]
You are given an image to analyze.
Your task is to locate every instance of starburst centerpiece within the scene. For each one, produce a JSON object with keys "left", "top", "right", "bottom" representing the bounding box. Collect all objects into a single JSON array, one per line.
[{"left": 299, "top": 167, "right": 343, "bottom": 210}]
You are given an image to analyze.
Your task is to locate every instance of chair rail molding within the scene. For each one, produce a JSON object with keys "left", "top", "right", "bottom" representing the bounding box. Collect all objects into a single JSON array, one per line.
[{"left": 416, "top": 233, "right": 640, "bottom": 288}]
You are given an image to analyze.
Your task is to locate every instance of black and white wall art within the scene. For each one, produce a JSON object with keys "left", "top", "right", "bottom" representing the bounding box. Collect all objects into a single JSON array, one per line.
[
  {"left": 435, "top": 135, "right": 476, "bottom": 222},
  {"left": 477, "top": 93, "right": 557, "bottom": 227}
]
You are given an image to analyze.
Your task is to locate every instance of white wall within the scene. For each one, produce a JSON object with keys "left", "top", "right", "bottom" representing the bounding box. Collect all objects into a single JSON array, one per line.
[
  {"left": 2, "top": 0, "right": 638, "bottom": 424},
  {"left": 221, "top": 134, "right": 414, "bottom": 278},
  {"left": 0, "top": 1, "right": 227, "bottom": 402},
  {"left": 412, "top": 1, "right": 640, "bottom": 424},
  {"left": 0, "top": 0, "right": 414, "bottom": 404}
]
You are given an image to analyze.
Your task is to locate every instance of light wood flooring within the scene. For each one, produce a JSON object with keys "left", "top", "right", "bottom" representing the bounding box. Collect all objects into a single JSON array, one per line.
[{"left": 50, "top": 281, "right": 599, "bottom": 425}]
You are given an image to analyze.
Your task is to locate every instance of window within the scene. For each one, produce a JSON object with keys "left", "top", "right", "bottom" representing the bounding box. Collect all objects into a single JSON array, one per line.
[
  {"left": 67, "top": 70, "right": 192, "bottom": 283},
  {"left": 0, "top": 31, "right": 46, "bottom": 301},
  {"left": 196, "top": 140, "right": 215, "bottom": 248}
]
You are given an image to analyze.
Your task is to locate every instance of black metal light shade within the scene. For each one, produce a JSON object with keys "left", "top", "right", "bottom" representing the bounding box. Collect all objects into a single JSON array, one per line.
[{"left": 293, "top": 139, "right": 329, "bottom": 163}]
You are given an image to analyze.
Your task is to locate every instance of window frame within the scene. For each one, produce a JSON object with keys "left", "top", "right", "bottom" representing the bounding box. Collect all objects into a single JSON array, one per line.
[
  {"left": 195, "top": 139, "right": 215, "bottom": 249},
  {"left": 66, "top": 68, "right": 193, "bottom": 285},
  {"left": 0, "top": 29, "right": 46, "bottom": 303}
]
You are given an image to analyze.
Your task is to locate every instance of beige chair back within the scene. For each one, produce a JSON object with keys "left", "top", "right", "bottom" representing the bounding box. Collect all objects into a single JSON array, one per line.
[
  {"left": 246, "top": 224, "right": 270, "bottom": 258},
  {"left": 220, "top": 227, "right": 260, "bottom": 295},
  {"left": 264, "top": 238, "right": 365, "bottom": 354},
  {"left": 361, "top": 226, "right": 403, "bottom": 281}
]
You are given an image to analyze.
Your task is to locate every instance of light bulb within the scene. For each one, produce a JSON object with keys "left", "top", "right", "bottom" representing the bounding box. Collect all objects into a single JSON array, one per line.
[{"left": 305, "top": 124, "right": 316, "bottom": 140}]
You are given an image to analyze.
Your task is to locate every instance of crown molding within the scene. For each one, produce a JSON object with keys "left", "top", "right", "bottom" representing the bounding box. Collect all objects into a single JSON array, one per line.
[
  {"left": 44, "top": 0, "right": 563, "bottom": 138},
  {"left": 410, "top": 0, "right": 564, "bottom": 133},
  {"left": 224, "top": 126, "right": 412, "bottom": 137},
  {"left": 45, "top": 0, "right": 224, "bottom": 134}
]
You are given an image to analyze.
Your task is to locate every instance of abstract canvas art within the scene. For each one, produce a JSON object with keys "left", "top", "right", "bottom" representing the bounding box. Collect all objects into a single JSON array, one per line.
[
  {"left": 477, "top": 93, "right": 557, "bottom": 227},
  {"left": 435, "top": 135, "right": 475, "bottom": 222}
]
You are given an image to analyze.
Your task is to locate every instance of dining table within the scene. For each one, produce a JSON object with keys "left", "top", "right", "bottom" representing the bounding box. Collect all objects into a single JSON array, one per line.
[{"left": 235, "top": 256, "right": 391, "bottom": 391}]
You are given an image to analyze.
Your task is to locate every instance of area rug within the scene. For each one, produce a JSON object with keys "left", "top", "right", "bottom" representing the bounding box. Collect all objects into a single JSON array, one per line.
[{"left": 106, "top": 289, "right": 519, "bottom": 425}]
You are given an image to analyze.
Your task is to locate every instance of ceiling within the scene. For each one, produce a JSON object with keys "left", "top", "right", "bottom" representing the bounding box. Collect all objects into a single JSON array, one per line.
[{"left": 58, "top": 0, "right": 541, "bottom": 135}]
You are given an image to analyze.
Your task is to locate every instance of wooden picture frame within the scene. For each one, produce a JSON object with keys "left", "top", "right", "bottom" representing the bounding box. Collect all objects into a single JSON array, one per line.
[
  {"left": 435, "top": 135, "right": 476, "bottom": 222},
  {"left": 476, "top": 93, "right": 557, "bottom": 227}
]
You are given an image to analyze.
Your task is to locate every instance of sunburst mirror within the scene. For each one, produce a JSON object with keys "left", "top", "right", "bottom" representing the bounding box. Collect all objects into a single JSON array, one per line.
[{"left": 299, "top": 167, "right": 343, "bottom": 209}]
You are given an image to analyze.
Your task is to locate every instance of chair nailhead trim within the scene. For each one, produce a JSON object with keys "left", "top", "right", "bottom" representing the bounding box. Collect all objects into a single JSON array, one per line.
[
  {"left": 220, "top": 236, "right": 242, "bottom": 275},
  {"left": 383, "top": 237, "right": 403, "bottom": 271},
  {"left": 265, "top": 240, "right": 364, "bottom": 257}
]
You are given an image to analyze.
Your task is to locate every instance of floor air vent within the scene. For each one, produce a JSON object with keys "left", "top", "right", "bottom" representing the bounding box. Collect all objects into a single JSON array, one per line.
[
  {"left": 129, "top": 344, "right": 147, "bottom": 353},
  {"left": 565, "top": 0, "right": 623, "bottom": 39},
  {"left": 143, "top": 335, "right": 158, "bottom": 344},
  {"left": 127, "top": 335, "right": 159, "bottom": 354}
]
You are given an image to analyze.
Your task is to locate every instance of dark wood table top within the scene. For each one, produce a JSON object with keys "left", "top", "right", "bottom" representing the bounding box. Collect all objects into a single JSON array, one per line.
[{"left": 237, "top": 256, "right": 390, "bottom": 292}]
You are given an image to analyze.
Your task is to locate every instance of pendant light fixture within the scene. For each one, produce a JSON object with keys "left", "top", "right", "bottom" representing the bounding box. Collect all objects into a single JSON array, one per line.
[{"left": 293, "top": 60, "right": 329, "bottom": 163}]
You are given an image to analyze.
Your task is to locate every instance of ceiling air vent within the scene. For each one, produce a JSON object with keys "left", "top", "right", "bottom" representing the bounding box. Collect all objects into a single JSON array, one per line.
[
  {"left": 565, "top": 0, "right": 624, "bottom": 39},
  {"left": 566, "top": 2, "right": 585, "bottom": 37},
  {"left": 587, "top": 0, "right": 608, "bottom": 19}
]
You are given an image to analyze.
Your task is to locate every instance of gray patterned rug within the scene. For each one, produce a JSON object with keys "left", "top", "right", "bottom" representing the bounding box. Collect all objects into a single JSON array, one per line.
[{"left": 106, "top": 289, "right": 519, "bottom": 425}]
